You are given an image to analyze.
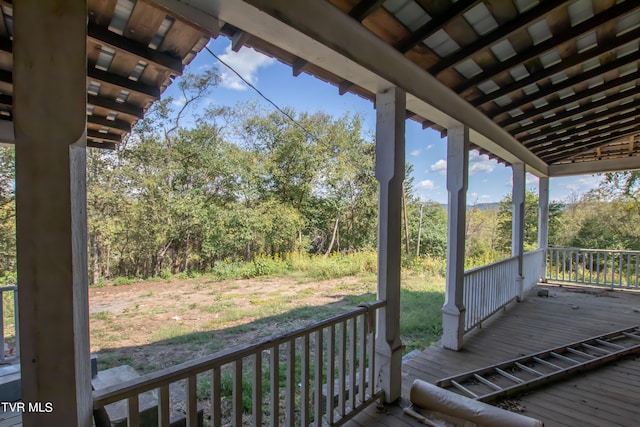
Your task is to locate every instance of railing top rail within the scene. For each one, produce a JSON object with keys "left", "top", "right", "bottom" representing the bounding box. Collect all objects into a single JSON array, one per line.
[
  {"left": 464, "top": 255, "right": 518, "bottom": 275},
  {"left": 524, "top": 248, "right": 545, "bottom": 255},
  {"left": 93, "top": 299, "right": 385, "bottom": 408},
  {"left": 0, "top": 286, "right": 17, "bottom": 292},
  {"left": 549, "top": 247, "right": 640, "bottom": 255}
]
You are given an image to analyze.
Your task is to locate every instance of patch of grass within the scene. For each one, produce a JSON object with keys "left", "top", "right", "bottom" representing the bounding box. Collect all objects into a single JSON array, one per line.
[
  {"left": 90, "top": 311, "right": 112, "bottom": 321},
  {"left": 113, "top": 277, "right": 135, "bottom": 286}
]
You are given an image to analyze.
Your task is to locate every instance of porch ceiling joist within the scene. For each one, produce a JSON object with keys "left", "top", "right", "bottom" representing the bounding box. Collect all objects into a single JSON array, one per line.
[
  {"left": 542, "top": 125, "right": 640, "bottom": 163},
  {"left": 490, "top": 51, "right": 640, "bottom": 119},
  {"left": 88, "top": 67, "right": 161, "bottom": 99},
  {"left": 87, "top": 114, "right": 132, "bottom": 132},
  {"left": 88, "top": 22, "right": 184, "bottom": 75},
  {"left": 470, "top": 26, "right": 640, "bottom": 107},
  {"left": 185, "top": 0, "right": 548, "bottom": 176},
  {"left": 87, "top": 94, "right": 144, "bottom": 119},
  {"left": 507, "top": 87, "right": 640, "bottom": 135},
  {"left": 526, "top": 109, "right": 640, "bottom": 151},
  {"left": 395, "top": 0, "right": 477, "bottom": 54},
  {"left": 519, "top": 102, "right": 639, "bottom": 144},
  {"left": 454, "top": 1, "right": 640, "bottom": 94},
  {"left": 429, "top": 0, "right": 566, "bottom": 76},
  {"left": 348, "top": 0, "right": 384, "bottom": 22},
  {"left": 87, "top": 129, "right": 122, "bottom": 144},
  {"left": 498, "top": 76, "right": 639, "bottom": 129},
  {"left": 549, "top": 155, "right": 640, "bottom": 176}
]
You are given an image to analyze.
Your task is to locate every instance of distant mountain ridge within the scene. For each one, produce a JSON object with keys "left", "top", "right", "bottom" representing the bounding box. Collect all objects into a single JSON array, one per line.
[{"left": 439, "top": 202, "right": 499, "bottom": 211}]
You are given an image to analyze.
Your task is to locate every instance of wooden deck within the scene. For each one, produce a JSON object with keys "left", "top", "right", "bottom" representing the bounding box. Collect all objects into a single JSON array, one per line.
[
  {"left": 4, "top": 283, "right": 640, "bottom": 426},
  {"left": 349, "top": 283, "right": 640, "bottom": 427}
]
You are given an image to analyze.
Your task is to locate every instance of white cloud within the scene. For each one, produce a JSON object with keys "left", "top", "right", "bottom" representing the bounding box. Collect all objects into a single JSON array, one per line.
[
  {"left": 410, "top": 149, "right": 421, "bottom": 157},
  {"left": 526, "top": 173, "right": 538, "bottom": 186},
  {"left": 426, "top": 144, "right": 434, "bottom": 150},
  {"left": 430, "top": 159, "right": 447, "bottom": 175},
  {"left": 468, "top": 150, "right": 497, "bottom": 176},
  {"left": 416, "top": 179, "right": 435, "bottom": 190},
  {"left": 217, "top": 45, "right": 275, "bottom": 91}
]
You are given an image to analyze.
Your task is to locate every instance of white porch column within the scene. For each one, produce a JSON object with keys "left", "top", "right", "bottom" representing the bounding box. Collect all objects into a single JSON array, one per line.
[
  {"left": 512, "top": 163, "right": 526, "bottom": 301},
  {"left": 14, "top": 2, "right": 91, "bottom": 426},
  {"left": 375, "top": 87, "right": 405, "bottom": 402},
  {"left": 538, "top": 177, "right": 550, "bottom": 279},
  {"left": 442, "top": 125, "right": 469, "bottom": 351}
]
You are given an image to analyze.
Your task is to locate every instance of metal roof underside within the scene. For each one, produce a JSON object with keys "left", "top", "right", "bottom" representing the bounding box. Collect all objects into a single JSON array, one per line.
[{"left": 3, "top": 0, "right": 639, "bottom": 178}]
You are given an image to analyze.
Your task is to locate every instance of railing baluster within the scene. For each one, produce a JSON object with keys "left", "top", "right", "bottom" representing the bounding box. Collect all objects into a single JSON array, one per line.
[
  {"left": 314, "top": 329, "right": 323, "bottom": 427},
  {"left": 186, "top": 375, "right": 197, "bottom": 427},
  {"left": 636, "top": 254, "right": 639, "bottom": 288},
  {"left": 13, "top": 289, "right": 18, "bottom": 359},
  {"left": 368, "top": 312, "right": 375, "bottom": 400},
  {"left": 270, "top": 346, "right": 280, "bottom": 427},
  {"left": 301, "top": 334, "right": 310, "bottom": 426},
  {"left": 358, "top": 314, "right": 366, "bottom": 405},
  {"left": 327, "top": 324, "right": 335, "bottom": 425},
  {"left": 619, "top": 252, "right": 623, "bottom": 286},
  {"left": 158, "top": 384, "right": 170, "bottom": 427},
  {"left": 597, "top": 252, "right": 601, "bottom": 284},
  {"left": 338, "top": 320, "right": 347, "bottom": 418},
  {"left": 233, "top": 359, "right": 243, "bottom": 427},
  {"left": 286, "top": 340, "right": 296, "bottom": 427},
  {"left": 253, "top": 351, "right": 262, "bottom": 427},
  {"left": 212, "top": 368, "right": 221, "bottom": 427},
  {"left": 127, "top": 395, "right": 139, "bottom": 427},
  {"left": 0, "top": 293, "right": 4, "bottom": 363},
  {"left": 349, "top": 317, "right": 357, "bottom": 411}
]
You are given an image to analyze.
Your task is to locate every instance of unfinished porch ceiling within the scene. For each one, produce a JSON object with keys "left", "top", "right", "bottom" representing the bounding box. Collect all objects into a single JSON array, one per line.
[
  {"left": 0, "top": 0, "right": 213, "bottom": 149},
  {"left": 207, "top": 0, "right": 640, "bottom": 177}
]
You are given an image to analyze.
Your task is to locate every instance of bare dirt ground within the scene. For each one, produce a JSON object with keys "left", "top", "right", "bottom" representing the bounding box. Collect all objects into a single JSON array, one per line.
[{"left": 89, "top": 274, "right": 375, "bottom": 373}]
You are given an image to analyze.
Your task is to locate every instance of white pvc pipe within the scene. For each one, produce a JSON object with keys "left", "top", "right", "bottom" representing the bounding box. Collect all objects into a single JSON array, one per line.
[{"left": 409, "top": 380, "right": 544, "bottom": 427}]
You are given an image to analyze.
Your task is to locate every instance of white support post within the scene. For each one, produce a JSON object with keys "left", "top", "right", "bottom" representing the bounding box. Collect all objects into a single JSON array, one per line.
[
  {"left": 512, "top": 163, "right": 526, "bottom": 301},
  {"left": 375, "top": 87, "right": 405, "bottom": 403},
  {"left": 14, "top": 2, "right": 91, "bottom": 426},
  {"left": 442, "top": 125, "right": 469, "bottom": 351},
  {"left": 538, "top": 177, "right": 550, "bottom": 279}
]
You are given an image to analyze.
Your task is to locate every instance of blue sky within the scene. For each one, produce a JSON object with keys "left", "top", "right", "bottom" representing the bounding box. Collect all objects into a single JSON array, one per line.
[{"left": 165, "top": 37, "right": 603, "bottom": 205}]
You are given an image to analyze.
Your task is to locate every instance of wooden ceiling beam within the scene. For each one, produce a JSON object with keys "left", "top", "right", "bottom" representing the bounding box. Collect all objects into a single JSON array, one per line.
[
  {"left": 540, "top": 124, "right": 640, "bottom": 163},
  {"left": 292, "top": 57, "right": 308, "bottom": 76},
  {"left": 88, "top": 94, "right": 144, "bottom": 119},
  {"left": 88, "top": 67, "right": 161, "bottom": 99},
  {"left": 88, "top": 22, "right": 183, "bottom": 75},
  {"left": 87, "top": 129, "right": 123, "bottom": 144},
  {"left": 87, "top": 114, "right": 132, "bottom": 132},
  {"left": 349, "top": 0, "right": 385, "bottom": 22},
  {"left": 87, "top": 140, "right": 117, "bottom": 150},
  {"left": 509, "top": 88, "right": 640, "bottom": 135},
  {"left": 430, "top": 0, "right": 566, "bottom": 75},
  {"left": 518, "top": 101, "right": 638, "bottom": 143},
  {"left": 396, "top": 0, "right": 478, "bottom": 53},
  {"left": 490, "top": 50, "right": 640, "bottom": 118},
  {"left": 527, "top": 109, "right": 640, "bottom": 151},
  {"left": 498, "top": 72, "right": 639, "bottom": 128},
  {"left": 231, "top": 29, "right": 251, "bottom": 52},
  {"left": 455, "top": 1, "right": 640, "bottom": 94},
  {"left": 471, "top": 27, "right": 640, "bottom": 107}
]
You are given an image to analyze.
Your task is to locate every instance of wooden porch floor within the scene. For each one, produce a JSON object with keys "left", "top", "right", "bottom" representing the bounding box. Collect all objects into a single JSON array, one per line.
[{"left": 349, "top": 284, "right": 640, "bottom": 427}]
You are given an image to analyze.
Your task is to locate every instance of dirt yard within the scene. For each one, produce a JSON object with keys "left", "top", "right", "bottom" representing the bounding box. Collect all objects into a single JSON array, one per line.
[{"left": 89, "top": 274, "right": 376, "bottom": 373}]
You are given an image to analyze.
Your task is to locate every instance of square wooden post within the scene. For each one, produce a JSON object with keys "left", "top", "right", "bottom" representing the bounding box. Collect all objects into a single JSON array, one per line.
[
  {"left": 441, "top": 125, "right": 469, "bottom": 351},
  {"left": 512, "top": 163, "right": 526, "bottom": 301},
  {"left": 14, "top": 1, "right": 91, "bottom": 426},
  {"left": 374, "top": 87, "right": 405, "bottom": 403}
]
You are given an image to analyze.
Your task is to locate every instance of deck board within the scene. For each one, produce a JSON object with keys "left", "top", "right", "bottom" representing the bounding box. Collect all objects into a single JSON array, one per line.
[{"left": 393, "top": 284, "right": 640, "bottom": 427}]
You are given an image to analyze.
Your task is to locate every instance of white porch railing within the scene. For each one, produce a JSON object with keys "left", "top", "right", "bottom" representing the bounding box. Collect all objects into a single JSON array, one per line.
[
  {"left": 93, "top": 301, "right": 384, "bottom": 427},
  {"left": 547, "top": 247, "right": 640, "bottom": 289},
  {"left": 0, "top": 285, "right": 18, "bottom": 362},
  {"left": 523, "top": 249, "right": 546, "bottom": 292},
  {"left": 463, "top": 255, "right": 518, "bottom": 332}
]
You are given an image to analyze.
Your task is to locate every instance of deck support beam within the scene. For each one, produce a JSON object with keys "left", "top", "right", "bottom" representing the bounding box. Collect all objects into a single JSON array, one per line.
[
  {"left": 442, "top": 125, "right": 469, "bottom": 351},
  {"left": 512, "top": 163, "right": 526, "bottom": 301},
  {"left": 374, "top": 86, "right": 405, "bottom": 403},
  {"left": 14, "top": 1, "right": 91, "bottom": 426},
  {"left": 538, "top": 177, "right": 550, "bottom": 277}
]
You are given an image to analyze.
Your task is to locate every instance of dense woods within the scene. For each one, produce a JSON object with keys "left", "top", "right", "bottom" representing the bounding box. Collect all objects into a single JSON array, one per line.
[{"left": 0, "top": 71, "right": 639, "bottom": 285}]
